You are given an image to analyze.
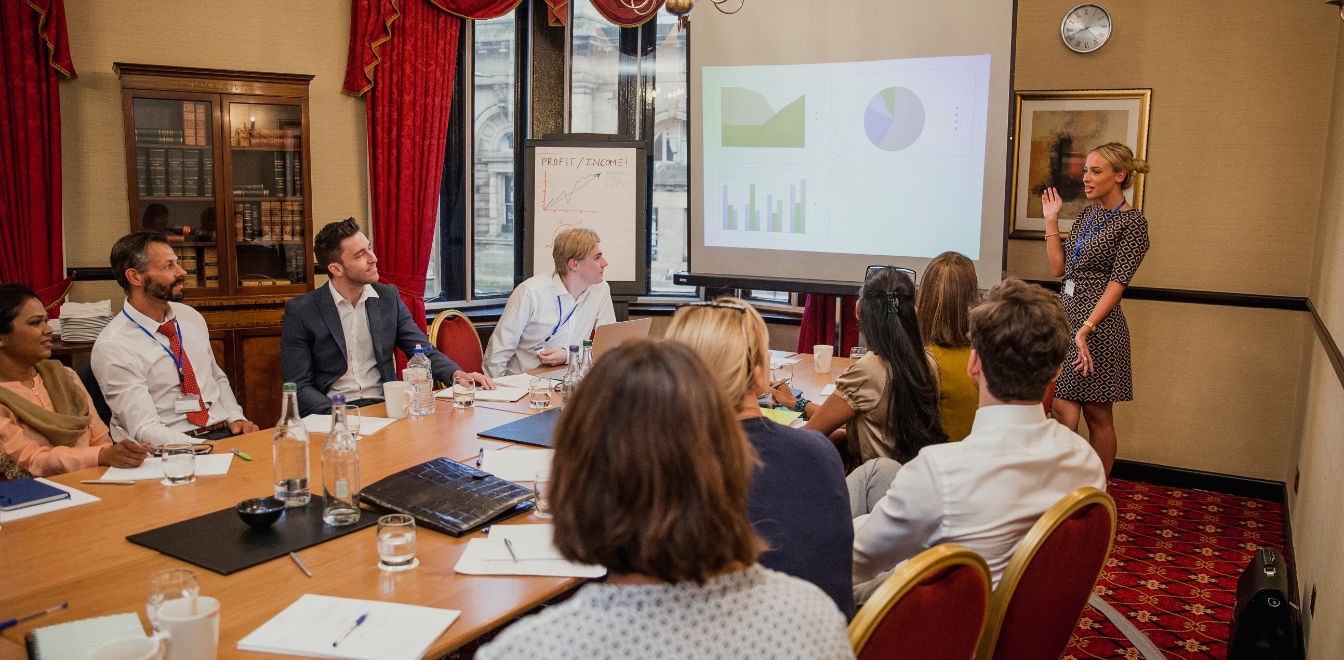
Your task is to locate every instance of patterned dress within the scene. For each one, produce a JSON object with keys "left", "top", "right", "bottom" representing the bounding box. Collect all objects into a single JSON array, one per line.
[{"left": 1055, "top": 204, "right": 1150, "bottom": 403}]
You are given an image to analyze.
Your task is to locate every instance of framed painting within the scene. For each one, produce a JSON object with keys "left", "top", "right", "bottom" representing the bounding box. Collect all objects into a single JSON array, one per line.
[{"left": 1008, "top": 89, "right": 1151, "bottom": 239}]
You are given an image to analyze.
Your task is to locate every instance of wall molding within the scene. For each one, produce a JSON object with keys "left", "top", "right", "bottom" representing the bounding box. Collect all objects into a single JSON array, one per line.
[{"left": 1111, "top": 459, "right": 1286, "bottom": 502}]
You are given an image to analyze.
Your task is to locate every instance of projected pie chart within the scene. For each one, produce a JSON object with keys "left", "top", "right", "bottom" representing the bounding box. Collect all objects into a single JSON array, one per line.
[{"left": 864, "top": 87, "right": 925, "bottom": 151}]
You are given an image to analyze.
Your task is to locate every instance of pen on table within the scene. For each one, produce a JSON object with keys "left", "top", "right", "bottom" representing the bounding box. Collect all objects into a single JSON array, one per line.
[
  {"left": 332, "top": 612, "right": 368, "bottom": 647},
  {"left": 0, "top": 602, "right": 67, "bottom": 631},
  {"left": 289, "top": 552, "right": 313, "bottom": 577},
  {"left": 504, "top": 537, "right": 519, "bottom": 563},
  {"left": 231, "top": 448, "right": 252, "bottom": 461},
  {"left": 475, "top": 447, "right": 484, "bottom": 468},
  {"left": 81, "top": 480, "right": 135, "bottom": 485}
]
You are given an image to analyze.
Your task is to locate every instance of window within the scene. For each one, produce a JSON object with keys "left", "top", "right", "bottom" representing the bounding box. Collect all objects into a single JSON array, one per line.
[
  {"left": 569, "top": 0, "right": 625, "bottom": 134},
  {"left": 649, "top": 11, "right": 690, "bottom": 294},
  {"left": 471, "top": 13, "right": 519, "bottom": 297}
]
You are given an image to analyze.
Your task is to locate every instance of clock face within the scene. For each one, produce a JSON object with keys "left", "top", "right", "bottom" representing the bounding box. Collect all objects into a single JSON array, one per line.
[{"left": 1061, "top": 4, "right": 1112, "bottom": 53}]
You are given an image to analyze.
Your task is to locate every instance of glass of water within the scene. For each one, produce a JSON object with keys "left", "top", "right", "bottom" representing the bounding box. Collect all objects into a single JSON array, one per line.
[
  {"left": 161, "top": 443, "right": 196, "bottom": 485},
  {"left": 771, "top": 362, "right": 793, "bottom": 387},
  {"left": 850, "top": 346, "right": 868, "bottom": 361},
  {"left": 453, "top": 375, "right": 476, "bottom": 408},
  {"left": 342, "top": 404, "right": 362, "bottom": 440},
  {"left": 529, "top": 377, "right": 552, "bottom": 410},
  {"left": 146, "top": 568, "right": 199, "bottom": 631},
  {"left": 534, "top": 470, "right": 553, "bottom": 519},
  {"left": 377, "top": 514, "right": 417, "bottom": 571}
]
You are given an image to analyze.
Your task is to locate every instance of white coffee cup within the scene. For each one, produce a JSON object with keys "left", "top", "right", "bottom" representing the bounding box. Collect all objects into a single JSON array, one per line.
[
  {"left": 155, "top": 596, "right": 219, "bottom": 660},
  {"left": 813, "top": 345, "right": 834, "bottom": 373},
  {"left": 383, "top": 381, "right": 411, "bottom": 419},
  {"left": 90, "top": 633, "right": 170, "bottom": 660}
]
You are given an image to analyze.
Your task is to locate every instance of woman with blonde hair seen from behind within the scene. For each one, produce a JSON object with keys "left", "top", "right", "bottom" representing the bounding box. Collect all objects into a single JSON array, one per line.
[
  {"left": 1040, "top": 141, "right": 1151, "bottom": 474},
  {"left": 476, "top": 340, "right": 854, "bottom": 660},
  {"left": 665, "top": 298, "right": 854, "bottom": 619},
  {"left": 915, "top": 251, "right": 981, "bottom": 442}
]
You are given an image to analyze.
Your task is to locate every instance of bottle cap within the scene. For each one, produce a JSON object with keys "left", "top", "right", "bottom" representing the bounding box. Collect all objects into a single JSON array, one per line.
[
  {"left": 414, "top": 345, "right": 425, "bottom": 354},
  {"left": 582, "top": 340, "right": 593, "bottom": 347},
  {"left": 283, "top": 382, "right": 297, "bottom": 392},
  {"left": 569, "top": 345, "right": 580, "bottom": 352},
  {"left": 332, "top": 395, "right": 346, "bottom": 404}
]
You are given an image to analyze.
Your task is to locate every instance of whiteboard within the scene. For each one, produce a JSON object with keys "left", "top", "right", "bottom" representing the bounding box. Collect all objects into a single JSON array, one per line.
[{"left": 524, "top": 141, "right": 648, "bottom": 296}]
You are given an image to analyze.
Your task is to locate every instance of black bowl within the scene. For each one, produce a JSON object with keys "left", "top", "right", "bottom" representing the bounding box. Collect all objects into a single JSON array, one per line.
[{"left": 236, "top": 497, "right": 285, "bottom": 529}]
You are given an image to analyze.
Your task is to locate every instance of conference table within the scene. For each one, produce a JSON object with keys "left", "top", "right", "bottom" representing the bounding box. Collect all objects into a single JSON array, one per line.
[{"left": 0, "top": 352, "right": 849, "bottom": 659}]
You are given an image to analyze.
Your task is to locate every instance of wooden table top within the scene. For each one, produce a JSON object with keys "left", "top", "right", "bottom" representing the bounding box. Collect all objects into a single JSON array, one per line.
[{"left": 0, "top": 352, "right": 850, "bottom": 658}]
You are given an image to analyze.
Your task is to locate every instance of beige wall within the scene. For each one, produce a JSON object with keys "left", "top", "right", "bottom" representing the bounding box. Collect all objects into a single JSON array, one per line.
[{"left": 58, "top": 0, "right": 367, "bottom": 304}]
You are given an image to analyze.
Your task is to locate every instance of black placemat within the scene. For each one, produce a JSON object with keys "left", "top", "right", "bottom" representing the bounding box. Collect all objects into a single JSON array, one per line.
[
  {"left": 477, "top": 407, "right": 560, "bottom": 447},
  {"left": 126, "top": 501, "right": 378, "bottom": 575}
]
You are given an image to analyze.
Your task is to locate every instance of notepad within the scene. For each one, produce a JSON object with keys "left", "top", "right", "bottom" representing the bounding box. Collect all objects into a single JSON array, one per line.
[
  {"left": 760, "top": 408, "right": 803, "bottom": 425},
  {"left": 479, "top": 449, "right": 553, "bottom": 482},
  {"left": 237, "top": 594, "right": 459, "bottom": 660},
  {"left": 434, "top": 386, "right": 528, "bottom": 403},
  {"left": 0, "top": 478, "right": 70, "bottom": 511},
  {"left": 99, "top": 454, "right": 233, "bottom": 481},
  {"left": 27, "top": 612, "right": 145, "bottom": 660},
  {"left": 454, "top": 525, "right": 606, "bottom": 578},
  {"left": 0, "top": 479, "right": 99, "bottom": 523},
  {"left": 820, "top": 384, "right": 836, "bottom": 397},
  {"left": 302, "top": 414, "right": 399, "bottom": 436}
]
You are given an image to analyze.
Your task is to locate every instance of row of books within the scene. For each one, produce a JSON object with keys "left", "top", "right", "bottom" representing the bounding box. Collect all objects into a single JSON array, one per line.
[
  {"left": 135, "top": 102, "right": 209, "bottom": 145},
  {"left": 235, "top": 201, "right": 304, "bottom": 242},
  {"left": 273, "top": 151, "right": 303, "bottom": 198},
  {"left": 172, "top": 246, "right": 219, "bottom": 288},
  {"left": 232, "top": 127, "right": 301, "bottom": 149},
  {"left": 137, "top": 149, "right": 214, "bottom": 198}
]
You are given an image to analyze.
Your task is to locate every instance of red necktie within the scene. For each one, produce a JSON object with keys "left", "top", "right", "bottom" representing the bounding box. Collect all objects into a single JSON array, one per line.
[{"left": 158, "top": 321, "right": 210, "bottom": 427}]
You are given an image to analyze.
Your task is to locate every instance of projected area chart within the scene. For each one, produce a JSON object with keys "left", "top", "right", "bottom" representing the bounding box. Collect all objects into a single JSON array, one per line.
[{"left": 702, "top": 54, "right": 991, "bottom": 259}]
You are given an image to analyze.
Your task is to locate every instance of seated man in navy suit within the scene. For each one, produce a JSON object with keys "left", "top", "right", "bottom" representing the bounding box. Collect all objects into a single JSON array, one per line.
[{"left": 281, "top": 218, "right": 493, "bottom": 416}]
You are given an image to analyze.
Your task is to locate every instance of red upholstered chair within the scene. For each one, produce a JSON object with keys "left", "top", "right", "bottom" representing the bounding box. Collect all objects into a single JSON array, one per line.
[
  {"left": 975, "top": 487, "right": 1117, "bottom": 660},
  {"left": 849, "top": 544, "right": 992, "bottom": 660},
  {"left": 1042, "top": 379, "right": 1057, "bottom": 416},
  {"left": 428, "top": 310, "right": 483, "bottom": 384}
]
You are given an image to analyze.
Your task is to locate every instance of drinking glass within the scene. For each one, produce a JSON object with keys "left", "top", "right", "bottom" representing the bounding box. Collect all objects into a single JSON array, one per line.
[
  {"left": 376, "top": 514, "right": 418, "bottom": 571},
  {"left": 453, "top": 375, "right": 476, "bottom": 408},
  {"left": 850, "top": 346, "right": 868, "bottom": 361},
  {"left": 534, "top": 470, "right": 553, "bottom": 519},
  {"left": 529, "top": 377, "right": 552, "bottom": 410},
  {"left": 161, "top": 443, "right": 196, "bottom": 485},
  {"left": 771, "top": 362, "right": 793, "bottom": 387},
  {"left": 342, "top": 404, "right": 362, "bottom": 440},
  {"left": 146, "top": 568, "right": 199, "bottom": 631}
]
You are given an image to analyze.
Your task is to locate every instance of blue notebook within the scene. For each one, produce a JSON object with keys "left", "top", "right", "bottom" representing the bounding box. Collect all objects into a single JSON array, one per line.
[{"left": 0, "top": 478, "right": 70, "bottom": 512}]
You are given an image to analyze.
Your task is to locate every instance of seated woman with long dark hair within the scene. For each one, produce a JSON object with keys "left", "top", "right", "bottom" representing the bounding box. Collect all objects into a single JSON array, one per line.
[
  {"left": 0, "top": 284, "right": 149, "bottom": 479},
  {"left": 477, "top": 341, "right": 854, "bottom": 660}
]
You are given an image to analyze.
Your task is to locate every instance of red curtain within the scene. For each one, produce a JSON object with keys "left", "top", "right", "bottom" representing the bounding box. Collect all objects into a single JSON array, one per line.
[
  {"left": 797, "top": 294, "right": 859, "bottom": 356},
  {"left": 0, "top": 0, "right": 75, "bottom": 296}
]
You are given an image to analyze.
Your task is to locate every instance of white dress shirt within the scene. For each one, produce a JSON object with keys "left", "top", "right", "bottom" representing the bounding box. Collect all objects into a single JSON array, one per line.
[
  {"left": 852, "top": 404, "right": 1106, "bottom": 587},
  {"left": 91, "top": 301, "right": 247, "bottom": 446},
  {"left": 483, "top": 272, "right": 616, "bottom": 377},
  {"left": 327, "top": 284, "right": 384, "bottom": 401}
]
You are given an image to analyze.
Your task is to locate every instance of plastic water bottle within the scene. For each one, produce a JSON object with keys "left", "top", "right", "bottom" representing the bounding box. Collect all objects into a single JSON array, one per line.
[
  {"left": 579, "top": 340, "right": 594, "bottom": 378},
  {"left": 560, "top": 345, "right": 582, "bottom": 406},
  {"left": 322, "top": 395, "right": 361, "bottom": 525},
  {"left": 273, "top": 383, "right": 311, "bottom": 506},
  {"left": 406, "top": 344, "right": 435, "bottom": 417}
]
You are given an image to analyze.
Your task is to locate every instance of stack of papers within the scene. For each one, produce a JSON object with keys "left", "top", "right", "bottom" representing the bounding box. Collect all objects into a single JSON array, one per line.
[
  {"left": 100, "top": 454, "right": 234, "bottom": 481},
  {"left": 434, "top": 386, "right": 528, "bottom": 403},
  {"left": 454, "top": 525, "right": 606, "bottom": 578},
  {"left": 302, "top": 414, "right": 399, "bottom": 436},
  {"left": 479, "top": 449, "right": 553, "bottom": 482},
  {"left": 58, "top": 300, "right": 114, "bottom": 342},
  {"left": 238, "top": 594, "right": 459, "bottom": 660}
]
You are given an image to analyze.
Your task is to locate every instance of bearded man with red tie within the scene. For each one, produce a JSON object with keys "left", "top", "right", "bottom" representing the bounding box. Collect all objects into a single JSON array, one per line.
[{"left": 92, "top": 232, "right": 260, "bottom": 445}]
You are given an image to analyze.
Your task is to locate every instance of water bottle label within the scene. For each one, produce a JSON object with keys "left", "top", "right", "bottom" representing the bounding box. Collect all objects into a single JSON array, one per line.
[{"left": 336, "top": 479, "right": 348, "bottom": 498}]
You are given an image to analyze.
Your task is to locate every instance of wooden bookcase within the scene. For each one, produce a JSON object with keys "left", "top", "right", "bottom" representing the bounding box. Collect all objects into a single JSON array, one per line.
[{"left": 115, "top": 63, "right": 316, "bottom": 425}]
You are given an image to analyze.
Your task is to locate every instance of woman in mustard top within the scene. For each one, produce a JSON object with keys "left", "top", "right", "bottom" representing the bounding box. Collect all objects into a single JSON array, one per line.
[{"left": 915, "top": 252, "right": 980, "bottom": 441}]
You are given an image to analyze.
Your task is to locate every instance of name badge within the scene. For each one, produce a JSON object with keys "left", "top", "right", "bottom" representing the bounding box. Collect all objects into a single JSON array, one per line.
[
  {"left": 1063, "top": 279, "right": 1076, "bottom": 297},
  {"left": 174, "top": 396, "right": 203, "bottom": 413}
]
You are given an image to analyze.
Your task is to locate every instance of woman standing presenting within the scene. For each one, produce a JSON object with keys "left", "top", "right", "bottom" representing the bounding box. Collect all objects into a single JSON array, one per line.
[{"left": 1041, "top": 142, "right": 1150, "bottom": 475}]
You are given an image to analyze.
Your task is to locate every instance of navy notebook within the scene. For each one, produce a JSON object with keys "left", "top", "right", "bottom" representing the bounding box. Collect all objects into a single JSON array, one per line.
[
  {"left": 477, "top": 407, "right": 561, "bottom": 448},
  {"left": 0, "top": 478, "right": 70, "bottom": 511}
]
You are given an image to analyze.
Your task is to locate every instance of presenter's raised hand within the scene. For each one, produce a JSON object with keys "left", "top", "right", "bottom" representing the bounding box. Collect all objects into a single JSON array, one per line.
[
  {"left": 1041, "top": 187, "right": 1064, "bottom": 222},
  {"left": 1072, "top": 327, "right": 1095, "bottom": 376}
]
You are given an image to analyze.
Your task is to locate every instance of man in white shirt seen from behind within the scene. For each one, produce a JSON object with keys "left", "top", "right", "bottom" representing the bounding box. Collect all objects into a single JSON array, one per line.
[
  {"left": 92, "top": 232, "right": 260, "bottom": 446},
  {"left": 850, "top": 278, "right": 1105, "bottom": 604},
  {"left": 483, "top": 228, "right": 616, "bottom": 378}
]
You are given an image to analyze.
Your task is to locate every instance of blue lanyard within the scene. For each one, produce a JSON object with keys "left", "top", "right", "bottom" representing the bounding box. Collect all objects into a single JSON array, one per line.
[
  {"left": 122, "top": 310, "right": 185, "bottom": 381},
  {"left": 1071, "top": 199, "right": 1127, "bottom": 267},
  {"left": 548, "top": 295, "right": 578, "bottom": 340}
]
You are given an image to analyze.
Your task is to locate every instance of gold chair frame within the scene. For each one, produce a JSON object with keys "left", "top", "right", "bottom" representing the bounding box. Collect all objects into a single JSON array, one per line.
[
  {"left": 849, "top": 543, "right": 992, "bottom": 656},
  {"left": 428, "top": 309, "right": 482, "bottom": 387}
]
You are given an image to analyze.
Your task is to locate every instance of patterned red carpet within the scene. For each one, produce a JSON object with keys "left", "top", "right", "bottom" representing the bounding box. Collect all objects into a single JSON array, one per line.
[{"left": 1067, "top": 478, "right": 1287, "bottom": 659}]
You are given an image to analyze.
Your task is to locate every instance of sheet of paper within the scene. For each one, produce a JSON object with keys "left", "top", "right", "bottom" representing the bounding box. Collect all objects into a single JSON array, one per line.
[
  {"left": 493, "top": 373, "right": 548, "bottom": 389},
  {"left": 99, "top": 454, "right": 233, "bottom": 481},
  {"left": 434, "top": 386, "right": 528, "bottom": 403},
  {"left": 760, "top": 408, "right": 802, "bottom": 426},
  {"left": 480, "top": 449, "right": 553, "bottom": 482},
  {"left": 820, "top": 384, "right": 836, "bottom": 397},
  {"left": 769, "top": 349, "right": 798, "bottom": 360},
  {"left": 454, "top": 525, "right": 606, "bottom": 578},
  {"left": 770, "top": 358, "right": 801, "bottom": 369},
  {"left": 237, "top": 594, "right": 459, "bottom": 660},
  {"left": 0, "top": 479, "right": 99, "bottom": 522},
  {"left": 302, "top": 414, "right": 399, "bottom": 436}
]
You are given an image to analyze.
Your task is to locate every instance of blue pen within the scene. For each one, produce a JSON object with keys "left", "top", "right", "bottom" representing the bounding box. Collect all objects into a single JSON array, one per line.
[
  {"left": 0, "top": 602, "right": 67, "bottom": 631},
  {"left": 332, "top": 613, "right": 368, "bottom": 647}
]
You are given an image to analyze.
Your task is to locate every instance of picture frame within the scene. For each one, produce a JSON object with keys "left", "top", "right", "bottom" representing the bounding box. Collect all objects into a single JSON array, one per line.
[{"left": 1008, "top": 89, "right": 1151, "bottom": 239}]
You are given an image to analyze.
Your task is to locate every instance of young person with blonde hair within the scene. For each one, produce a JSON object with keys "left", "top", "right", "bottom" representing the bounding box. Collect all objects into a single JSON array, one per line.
[
  {"left": 665, "top": 298, "right": 854, "bottom": 618},
  {"left": 477, "top": 341, "right": 854, "bottom": 659},
  {"left": 483, "top": 227, "right": 616, "bottom": 377},
  {"left": 1040, "top": 141, "right": 1151, "bottom": 474},
  {"left": 915, "top": 251, "right": 981, "bottom": 441}
]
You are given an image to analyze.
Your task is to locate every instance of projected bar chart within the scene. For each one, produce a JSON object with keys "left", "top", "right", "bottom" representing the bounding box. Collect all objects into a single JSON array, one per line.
[
  {"left": 721, "top": 180, "right": 807, "bottom": 234},
  {"left": 708, "top": 167, "right": 828, "bottom": 247}
]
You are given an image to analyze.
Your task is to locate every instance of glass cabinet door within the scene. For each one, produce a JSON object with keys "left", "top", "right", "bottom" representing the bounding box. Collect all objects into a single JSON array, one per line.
[
  {"left": 227, "top": 102, "right": 308, "bottom": 289},
  {"left": 131, "top": 97, "right": 220, "bottom": 291}
]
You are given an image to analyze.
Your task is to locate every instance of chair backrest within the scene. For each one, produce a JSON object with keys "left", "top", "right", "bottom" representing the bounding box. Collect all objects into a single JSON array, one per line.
[
  {"left": 850, "top": 544, "right": 992, "bottom": 660},
  {"left": 976, "top": 487, "right": 1117, "bottom": 660},
  {"left": 429, "top": 310, "right": 483, "bottom": 377},
  {"left": 75, "top": 363, "right": 113, "bottom": 426}
]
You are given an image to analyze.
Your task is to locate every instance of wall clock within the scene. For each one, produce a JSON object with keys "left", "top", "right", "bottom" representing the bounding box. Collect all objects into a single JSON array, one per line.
[{"left": 1061, "top": 4, "right": 1112, "bottom": 53}]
